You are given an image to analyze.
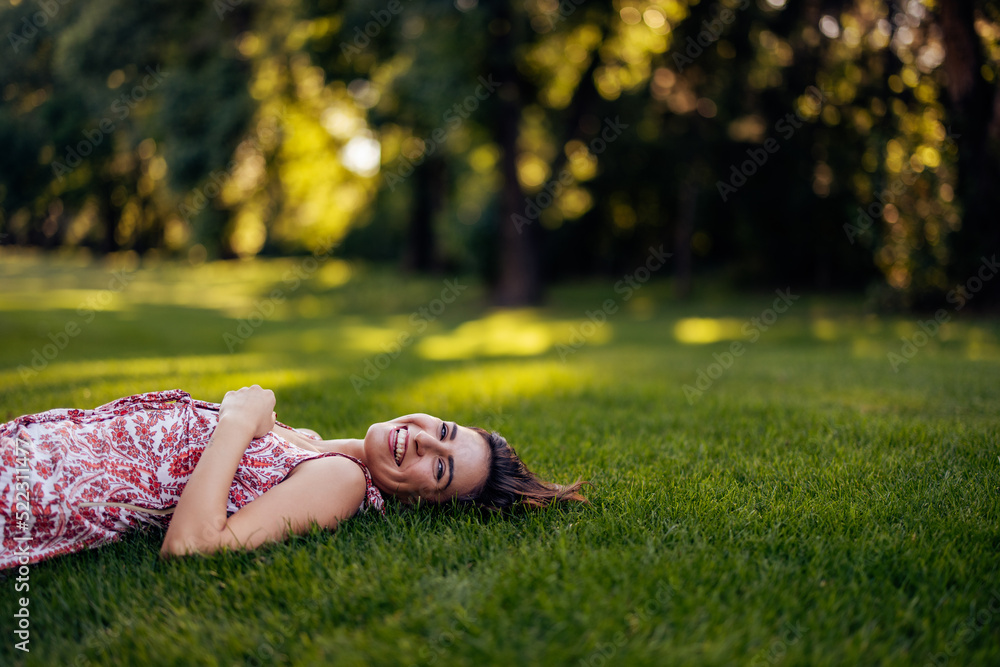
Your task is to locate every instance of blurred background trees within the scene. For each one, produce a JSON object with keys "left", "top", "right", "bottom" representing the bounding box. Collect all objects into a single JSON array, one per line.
[{"left": 1, "top": 0, "right": 998, "bottom": 308}]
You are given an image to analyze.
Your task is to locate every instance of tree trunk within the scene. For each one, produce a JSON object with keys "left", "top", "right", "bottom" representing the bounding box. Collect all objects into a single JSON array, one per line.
[
  {"left": 673, "top": 179, "right": 696, "bottom": 299},
  {"left": 490, "top": 1, "right": 541, "bottom": 306},
  {"left": 938, "top": 0, "right": 1000, "bottom": 304},
  {"left": 404, "top": 155, "right": 445, "bottom": 272},
  {"left": 97, "top": 178, "right": 121, "bottom": 255}
]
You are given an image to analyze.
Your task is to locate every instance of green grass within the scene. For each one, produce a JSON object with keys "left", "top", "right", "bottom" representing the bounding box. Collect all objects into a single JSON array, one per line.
[{"left": 1, "top": 248, "right": 999, "bottom": 666}]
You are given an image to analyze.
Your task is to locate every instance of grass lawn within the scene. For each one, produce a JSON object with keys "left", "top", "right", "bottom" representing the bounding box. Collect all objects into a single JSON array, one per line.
[{"left": 1, "top": 248, "right": 998, "bottom": 666}]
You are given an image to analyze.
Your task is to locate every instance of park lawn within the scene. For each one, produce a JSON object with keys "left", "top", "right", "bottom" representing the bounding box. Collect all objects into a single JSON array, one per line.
[{"left": 0, "top": 249, "right": 998, "bottom": 667}]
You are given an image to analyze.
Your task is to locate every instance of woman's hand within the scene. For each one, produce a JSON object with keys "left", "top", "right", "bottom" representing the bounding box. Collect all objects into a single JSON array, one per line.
[{"left": 219, "top": 384, "right": 276, "bottom": 439}]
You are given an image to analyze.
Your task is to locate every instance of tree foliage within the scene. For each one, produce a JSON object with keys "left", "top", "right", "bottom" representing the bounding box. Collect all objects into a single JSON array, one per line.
[{"left": 1, "top": 0, "right": 998, "bottom": 307}]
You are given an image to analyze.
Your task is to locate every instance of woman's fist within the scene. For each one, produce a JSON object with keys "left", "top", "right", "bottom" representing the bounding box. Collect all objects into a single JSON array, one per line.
[{"left": 219, "top": 385, "right": 276, "bottom": 439}]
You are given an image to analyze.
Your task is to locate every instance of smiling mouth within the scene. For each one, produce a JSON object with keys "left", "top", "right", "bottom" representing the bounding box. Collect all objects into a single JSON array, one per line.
[{"left": 390, "top": 426, "right": 408, "bottom": 466}]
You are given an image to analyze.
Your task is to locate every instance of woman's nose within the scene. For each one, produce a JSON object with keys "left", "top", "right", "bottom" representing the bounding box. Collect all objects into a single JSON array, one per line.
[{"left": 415, "top": 430, "right": 443, "bottom": 455}]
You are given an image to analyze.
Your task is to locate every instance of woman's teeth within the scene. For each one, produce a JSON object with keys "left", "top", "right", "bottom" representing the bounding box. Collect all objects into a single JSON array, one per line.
[{"left": 393, "top": 427, "right": 406, "bottom": 465}]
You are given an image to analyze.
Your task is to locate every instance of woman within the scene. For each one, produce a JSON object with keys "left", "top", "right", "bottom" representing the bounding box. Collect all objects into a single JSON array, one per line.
[{"left": 1, "top": 386, "right": 586, "bottom": 569}]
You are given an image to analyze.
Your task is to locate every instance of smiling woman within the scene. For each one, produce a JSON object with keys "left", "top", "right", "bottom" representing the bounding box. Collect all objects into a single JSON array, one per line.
[
  {"left": 0, "top": 386, "right": 587, "bottom": 568},
  {"left": 365, "top": 415, "right": 491, "bottom": 503}
]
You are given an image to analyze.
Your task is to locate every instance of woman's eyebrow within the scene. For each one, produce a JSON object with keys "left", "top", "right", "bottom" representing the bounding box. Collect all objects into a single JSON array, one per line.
[
  {"left": 449, "top": 422, "right": 458, "bottom": 440},
  {"left": 444, "top": 455, "right": 455, "bottom": 490}
]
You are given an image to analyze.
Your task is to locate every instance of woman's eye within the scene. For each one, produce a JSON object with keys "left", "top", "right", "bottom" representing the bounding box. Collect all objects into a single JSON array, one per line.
[
  {"left": 440, "top": 423, "right": 447, "bottom": 439},
  {"left": 437, "top": 459, "right": 444, "bottom": 481}
]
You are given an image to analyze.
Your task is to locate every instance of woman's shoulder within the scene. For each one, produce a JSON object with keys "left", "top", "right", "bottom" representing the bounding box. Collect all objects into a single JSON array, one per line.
[
  {"left": 300, "top": 453, "right": 385, "bottom": 515},
  {"left": 288, "top": 455, "right": 368, "bottom": 504}
]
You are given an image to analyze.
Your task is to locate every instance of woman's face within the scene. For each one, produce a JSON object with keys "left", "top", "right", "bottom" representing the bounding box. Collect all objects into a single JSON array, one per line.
[{"left": 364, "top": 413, "right": 490, "bottom": 503}]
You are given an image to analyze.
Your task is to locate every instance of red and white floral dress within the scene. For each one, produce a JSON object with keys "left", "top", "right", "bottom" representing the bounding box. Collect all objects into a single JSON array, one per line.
[{"left": 0, "top": 389, "right": 383, "bottom": 569}]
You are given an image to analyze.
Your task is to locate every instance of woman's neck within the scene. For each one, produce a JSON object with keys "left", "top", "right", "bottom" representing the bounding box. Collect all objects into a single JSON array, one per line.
[
  {"left": 319, "top": 438, "right": 366, "bottom": 463},
  {"left": 271, "top": 424, "right": 367, "bottom": 463}
]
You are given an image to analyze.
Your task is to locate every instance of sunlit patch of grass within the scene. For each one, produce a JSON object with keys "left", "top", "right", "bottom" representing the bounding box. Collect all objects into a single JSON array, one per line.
[
  {"left": 810, "top": 317, "right": 838, "bottom": 341},
  {"left": 416, "top": 310, "right": 611, "bottom": 360},
  {"left": 673, "top": 316, "right": 745, "bottom": 344},
  {"left": 0, "top": 248, "right": 357, "bottom": 319},
  {"left": 379, "top": 359, "right": 597, "bottom": 415},
  {"left": 0, "top": 354, "right": 277, "bottom": 387}
]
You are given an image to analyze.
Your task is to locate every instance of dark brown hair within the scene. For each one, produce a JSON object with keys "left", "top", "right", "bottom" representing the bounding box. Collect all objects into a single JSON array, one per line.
[{"left": 465, "top": 427, "right": 589, "bottom": 512}]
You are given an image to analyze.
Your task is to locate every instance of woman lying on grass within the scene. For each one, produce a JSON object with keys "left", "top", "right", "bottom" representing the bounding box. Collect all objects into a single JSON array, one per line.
[{"left": 0, "top": 386, "right": 586, "bottom": 569}]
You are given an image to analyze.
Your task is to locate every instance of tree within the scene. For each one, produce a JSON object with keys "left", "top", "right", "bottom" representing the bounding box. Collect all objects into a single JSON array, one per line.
[{"left": 939, "top": 0, "right": 1000, "bottom": 304}]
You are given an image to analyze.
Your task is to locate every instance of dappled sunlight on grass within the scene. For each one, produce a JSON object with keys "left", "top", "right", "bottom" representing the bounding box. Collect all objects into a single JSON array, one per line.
[
  {"left": 0, "top": 353, "right": 326, "bottom": 391},
  {"left": 313, "top": 260, "right": 353, "bottom": 289},
  {"left": 810, "top": 317, "right": 838, "bottom": 341},
  {"left": 0, "top": 248, "right": 356, "bottom": 319},
  {"left": 416, "top": 310, "right": 611, "bottom": 360},
  {"left": 874, "top": 320, "right": 1000, "bottom": 361},
  {"left": 627, "top": 295, "right": 657, "bottom": 320},
  {"left": 266, "top": 318, "right": 447, "bottom": 358},
  {"left": 116, "top": 257, "right": 353, "bottom": 318},
  {"left": 183, "top": 366, "right": 332, "bottom": 402},
  {"left": 673, "top": 317, "right": 744, "bottom": 344},
  {"left": 282, "top": 326, "right": 350, "bottom": 354},
  {"left": 850, "top": 337, "right": 886, "bottom": 359},
  {"left": 805, "top": 313, "right": 886, "bottom": 342},
  {"left": 334, "top": 317, "right": 429, "bottom": 354},
  {"left": 964, "top": 327, "right": 1000, "bottom": 360},
  {"left": 4, "top": 255, "right": 1000, "bottom": 407},
  {"left": 0, "top": 288, "right": 132, "bottom": 312},
  {"left": 375, "top": 359, "right": 597, "bottom": 417},
  {"left": 121, "top": 279, "right": 273, "bottom": 317},
  {"left": 291, "top": 294, "right": 331, "bottom": 319}
]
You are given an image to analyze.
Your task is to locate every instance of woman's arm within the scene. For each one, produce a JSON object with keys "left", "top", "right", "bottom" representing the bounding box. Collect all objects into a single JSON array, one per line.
[
  {"left": 158, "top": 414, "right": 253, "bottom": 555},
  {"left": 160, "top": 456, "right": 366, "bottom": 557},
  {"left": 160, "top": 386, "right": 367, "bottom": 558},
  {"left": 193, "top": 455, "right": 366, "bottom": 553},
  {"left": 160, "top": 385, "right": 274, "bottom": 555}
]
